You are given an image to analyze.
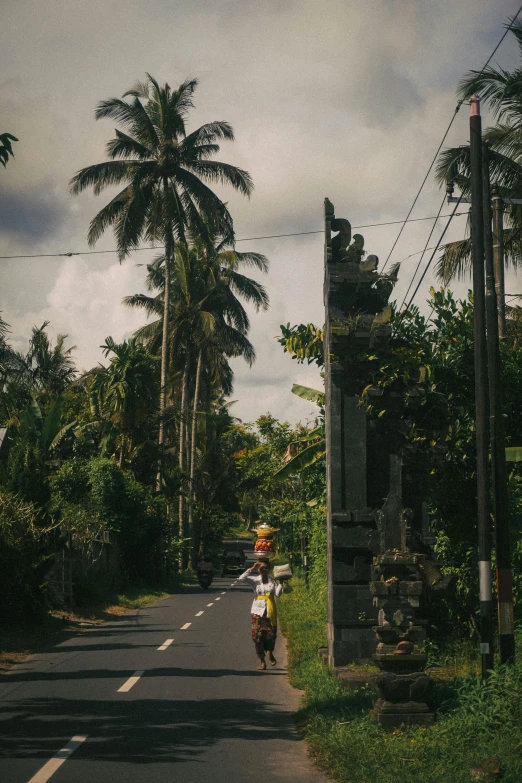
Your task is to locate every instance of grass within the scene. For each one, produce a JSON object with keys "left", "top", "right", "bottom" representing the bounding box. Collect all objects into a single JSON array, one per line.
[
  {"left": 278, "top": 577, "right": 522, "bottom": 783},
  {"left": 0, "top": 586, "right": 170, "bottom": 674}
]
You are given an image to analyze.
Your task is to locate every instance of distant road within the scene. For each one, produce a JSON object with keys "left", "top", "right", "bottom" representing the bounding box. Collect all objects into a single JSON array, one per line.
[{"left": 0, "top": 571, "right": 325, "bottom": 782}]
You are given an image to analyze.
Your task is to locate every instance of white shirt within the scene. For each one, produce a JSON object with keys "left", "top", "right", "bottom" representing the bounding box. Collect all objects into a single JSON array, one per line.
[{"left": 238, "top": 568, "right": 283, "bottom": 616}]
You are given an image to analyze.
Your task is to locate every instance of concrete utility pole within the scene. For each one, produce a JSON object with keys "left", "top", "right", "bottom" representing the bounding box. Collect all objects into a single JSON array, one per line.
[
  {"left": 483, "top": 150, "right": 516, "bottom": 665},
  {"left": 491, "top": 186, "right": 506, "bottom": 338},
  {"left": 470, "top": 96, "right": 494, "bottom": 676}
]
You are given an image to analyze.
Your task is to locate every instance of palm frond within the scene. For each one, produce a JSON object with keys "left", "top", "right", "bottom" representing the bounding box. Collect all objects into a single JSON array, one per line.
[
  {"left": 106, "top": 130, "right": 154, "bottom": 160},
  {"left": 70, "top": 160, "right": 137, "bottom": 196},
  {"left": 182, "top": 159, "right": 253, "bottom": 197},
  {"left": 86, "top": 187, "right": 131, "bottom": 247},
  {"left": 227, "top": 271, "right": 269, "bottom": 310},
  {"left": 435, "top": 238, "right": 472, "bottom": 283},
  {"left": 218, "top": 249, "right": 269, "bottom": 273},
  {"left": 122, "top": 293, "right": 163, "bottom": 315}
]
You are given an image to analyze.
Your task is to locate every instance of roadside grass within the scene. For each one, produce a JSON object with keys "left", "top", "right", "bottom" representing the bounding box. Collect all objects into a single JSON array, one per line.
[
  {"left": 278, "top": 577, "right": 522, "bottom": 783},
  {"left": 0, "top": 585, "right": 171, "bottom": 674}
]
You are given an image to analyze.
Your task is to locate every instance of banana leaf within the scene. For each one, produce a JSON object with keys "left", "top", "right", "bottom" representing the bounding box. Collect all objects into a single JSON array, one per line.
[
  {"left": 291, "top": 383, "right": 323, "bottom": 403},
  {"left": 274, "top": 441, "right": 326, "bottom": 479},
  {"left": 41, "top": 397, "right": 64, "bottom": 453}
]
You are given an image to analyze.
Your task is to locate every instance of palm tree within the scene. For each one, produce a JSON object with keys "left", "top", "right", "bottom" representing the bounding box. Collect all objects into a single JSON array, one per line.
[
  {"left": 435, "top": 18, "right": 522, "bottom": 283},
  {"left": 88, "top": 337, "right": 159, "bottom": 468},
  {"left": 70, "top": 74, "right": 253, "bottom": 489},
  {"left": 8, "top": 322, "right": 77, "bottom": 401},
  {"left": 124, "top": 241, "right": 268, "bottom": 557}
]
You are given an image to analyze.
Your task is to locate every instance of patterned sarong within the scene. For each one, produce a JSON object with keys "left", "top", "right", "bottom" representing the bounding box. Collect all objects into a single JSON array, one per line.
[{"left": 251, "top": 613, "right": 277, "bottom": 658}]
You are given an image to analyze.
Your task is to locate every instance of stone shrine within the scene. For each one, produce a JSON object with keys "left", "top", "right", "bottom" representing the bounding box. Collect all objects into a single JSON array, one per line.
[{"left": 324, "top": 199, "right": 429, "bottom": 668}]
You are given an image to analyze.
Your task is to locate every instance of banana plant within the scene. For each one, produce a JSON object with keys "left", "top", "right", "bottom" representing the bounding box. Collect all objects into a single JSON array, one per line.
[
  {"left": 18, "top": 396, "right": 76, "bottom": 455},
  {"left": 273, "top": 384, "right": 325, "bottom": 479}
]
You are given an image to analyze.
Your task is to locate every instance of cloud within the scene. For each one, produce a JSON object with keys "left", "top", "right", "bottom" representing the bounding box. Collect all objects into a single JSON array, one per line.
[
  {"left": 5, "top": 256, "right": 148, "bottom": 372},
  {"left": 0, "top": 182, "right": 68, "bottom": 244},
  {"left": 1, "top": 0, "right": 521, "bottom": 423}
]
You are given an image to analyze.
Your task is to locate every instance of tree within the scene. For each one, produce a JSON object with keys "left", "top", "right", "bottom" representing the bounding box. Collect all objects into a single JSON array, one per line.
[
  {"left": 435, "top": 18, "right": 522, "bottom": 281},
  {"left": 0, "top": 491, "right": 52, "bottom": 620},
  {"left": 88, "top": 337, "right": 159, "bottom": 469},
  {"left": 125, "top": 239, "right": 268, "bottom": 557},
  {"left": 21, "top": 322, "right": 77, "bottom": 398},
  {"left": 70, "top": 73, "right": 253, "bottom": 489},
  {"left": 6, "top": 396, "right": 74, "bottom": 505}
]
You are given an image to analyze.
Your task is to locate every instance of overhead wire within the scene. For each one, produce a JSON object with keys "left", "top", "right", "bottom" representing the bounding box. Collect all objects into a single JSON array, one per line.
[
  {"left": 380, "top": 4, "right": 522, "bottom": 279},
  {"left": 398, "top": 194, "right": 448, "bottom": 311},
  {"left": 0, "top": 212, "right": 467, "bottom": 261},
  {"left": 395, "top": 195, "right": 464, "bottom": 329}
]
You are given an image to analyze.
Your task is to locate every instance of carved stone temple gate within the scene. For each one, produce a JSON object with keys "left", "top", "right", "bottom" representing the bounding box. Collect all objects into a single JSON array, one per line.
[{"left": 324, "top": 199, "right": 429, "bottom": 668}]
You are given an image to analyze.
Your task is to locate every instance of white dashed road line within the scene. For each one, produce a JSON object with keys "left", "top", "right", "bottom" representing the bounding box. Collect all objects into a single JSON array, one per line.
[
  {"left": 181, "top": 622, "right": 192, "bottom": 630},
  {"left": 27, "top": 735, "right": 88, "bottom": 783},
  {"left": 215, "top": 597, "right": 221, "bottom": 601},
  {"left": 207, "top": 603, "right": 213, "bottom": 607},
  {"left": 118, "top": 671, "right": 144, "bottom": 693},
  {"left": 195, "top": 611, "right": 204, "bottom": 616},
  {"left": 157, "top": 638, "right": 174, "bottom": 651},
  {"left": 221, "top": 591, "right": 226, "bottom": 595}
]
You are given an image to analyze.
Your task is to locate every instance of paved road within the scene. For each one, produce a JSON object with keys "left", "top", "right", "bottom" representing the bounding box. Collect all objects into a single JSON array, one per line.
[{"left": 0, "top": 566, "right": 326, "bottom": 782}]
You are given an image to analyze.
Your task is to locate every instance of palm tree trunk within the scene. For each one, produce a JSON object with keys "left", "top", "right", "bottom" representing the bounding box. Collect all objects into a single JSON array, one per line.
[
  {"left": 178, "top": 351, "right": 190, "bottom": 567},
  {"left": 156, "top": 187, "right": 174, "bottom": 493},
  {"left": 188, "top": 349, "right": 202, "bottom": 565}
]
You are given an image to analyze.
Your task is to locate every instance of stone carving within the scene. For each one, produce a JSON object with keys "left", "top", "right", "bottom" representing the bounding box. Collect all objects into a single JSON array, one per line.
[{"left": 369, "top": 454, "right": 445, "bottom": 728}]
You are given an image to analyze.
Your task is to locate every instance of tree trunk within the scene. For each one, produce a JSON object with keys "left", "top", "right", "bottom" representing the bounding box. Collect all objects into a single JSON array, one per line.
[
  {"left": 178, "top": 352, "right": 190, "bottom": 568},
  {"left": 156, "top": 223, "right": 174, "bottom": 493},
  {"left": 188, "top": 349, "right": 202, "bottom": 565}
]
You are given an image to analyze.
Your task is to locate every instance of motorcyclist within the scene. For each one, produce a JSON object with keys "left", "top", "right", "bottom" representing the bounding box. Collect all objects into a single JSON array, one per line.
[{"left": 197, "top": 554, "right": 214, "bottom": 576}]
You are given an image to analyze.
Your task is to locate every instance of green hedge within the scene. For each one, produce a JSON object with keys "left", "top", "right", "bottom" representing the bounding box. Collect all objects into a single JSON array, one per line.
[{"left": 278, "top": 578, "right": 522, "bottom": 783}]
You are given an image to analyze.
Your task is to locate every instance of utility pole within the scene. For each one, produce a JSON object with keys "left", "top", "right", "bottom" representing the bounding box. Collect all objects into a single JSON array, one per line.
[
  {"left": 483, "top": 151, "right": 516, "bottom": 664},
  {"left": 491, "top": 185, "right": 506, "bottom": 339},
  {"left": 470, "top": 96, "right": 494, "bottom": 675}
]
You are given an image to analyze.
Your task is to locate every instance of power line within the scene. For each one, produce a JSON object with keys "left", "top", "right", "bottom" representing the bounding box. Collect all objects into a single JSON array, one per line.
[
  {"left": 397, "top": 195, "right": 464, "bottom": 326},
  {"left": 398, "top": 194, "right": 447, "bottom": 311},
  {"left": 381, "top": 4, "right": 522, "bottom": 277},
  {"left": 0, "top": 211, "right": 467, "bottom": 261}
]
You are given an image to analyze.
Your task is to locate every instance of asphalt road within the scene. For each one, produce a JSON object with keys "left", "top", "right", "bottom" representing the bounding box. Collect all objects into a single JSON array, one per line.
[{"left": 0, "top": 558, "right": 326, "bottom": 782}]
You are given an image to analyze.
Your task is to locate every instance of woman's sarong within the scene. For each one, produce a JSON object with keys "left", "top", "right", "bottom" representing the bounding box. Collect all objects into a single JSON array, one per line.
[{"left": 251, "top": 613, "right": 277, "bottom": 658}]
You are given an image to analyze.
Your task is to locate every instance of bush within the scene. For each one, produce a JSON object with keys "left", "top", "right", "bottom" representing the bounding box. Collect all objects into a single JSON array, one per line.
[
  {"left": 50, "top": 457, "right": 165, "bottom": 596},
  {"left": 0, "top": 491, "right": 53, "bottom": 620},
  {"left": 279, "top": 579, "right": 522, "bottom": 783}
]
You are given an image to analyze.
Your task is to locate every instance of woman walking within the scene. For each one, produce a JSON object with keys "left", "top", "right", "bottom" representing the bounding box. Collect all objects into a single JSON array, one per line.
[{"left": 238, "top": 560, "right": 283, "bottom": 670}]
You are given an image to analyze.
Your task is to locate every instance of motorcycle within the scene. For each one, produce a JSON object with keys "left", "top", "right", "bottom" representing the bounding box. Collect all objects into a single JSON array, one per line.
[{"left": 198, "top": 571, "right": 213, "bottom": 589}]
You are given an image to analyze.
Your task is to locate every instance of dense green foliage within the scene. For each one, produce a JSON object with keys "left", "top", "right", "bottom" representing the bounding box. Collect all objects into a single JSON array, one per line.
[
  {"left": 0, "top": 492, "right": 53, "bottom": 620},
  {"left": 0, "top": 314, "right": 251, "bottom": 613},
  {"left": 279, "top": 579, "right": 522, "bottom": 783},
  {"left": 274, "top": 287, "right": 522, "bottom": 642},
  {"left": 435, "top": 20, "right": 522, "bottom": 281},
  {"left": 1, "top": 74, "right": 270, "bottom": 615}
]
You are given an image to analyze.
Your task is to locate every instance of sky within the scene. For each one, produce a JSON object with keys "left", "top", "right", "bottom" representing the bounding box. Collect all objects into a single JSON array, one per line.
[{"left": 2, "top": 0, "right": 522, "bottom": 426}]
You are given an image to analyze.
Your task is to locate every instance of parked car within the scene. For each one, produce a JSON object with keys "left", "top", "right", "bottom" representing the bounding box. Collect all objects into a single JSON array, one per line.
[{"left": 221, "top": 549, "right": 246, "bottom": 576}]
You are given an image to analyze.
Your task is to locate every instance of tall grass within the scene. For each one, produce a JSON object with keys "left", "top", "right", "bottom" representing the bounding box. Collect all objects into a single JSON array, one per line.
[{"left": 278, "top": 578, "right": 522, "bottom": 783}]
